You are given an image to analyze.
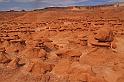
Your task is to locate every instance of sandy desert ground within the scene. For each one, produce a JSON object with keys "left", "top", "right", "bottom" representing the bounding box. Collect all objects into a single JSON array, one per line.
[{"left": 0, "top": 6, "right": 124, "bottom": 82}]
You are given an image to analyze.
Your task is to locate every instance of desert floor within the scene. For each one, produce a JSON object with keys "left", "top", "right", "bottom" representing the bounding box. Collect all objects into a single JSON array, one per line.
[{"left": 0, "top": 7, "right": 124, "bottom": 82}]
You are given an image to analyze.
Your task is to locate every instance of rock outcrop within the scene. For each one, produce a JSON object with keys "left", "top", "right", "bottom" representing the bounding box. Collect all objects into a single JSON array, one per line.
[{"left": 88, "top": 27, "right": 116, "bottom": 48}]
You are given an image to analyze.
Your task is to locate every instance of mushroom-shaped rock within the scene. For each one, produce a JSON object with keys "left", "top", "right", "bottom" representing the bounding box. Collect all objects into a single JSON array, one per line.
[
  {"left": 95, "top": 27, "right": 114, "bottom": 42},
  {"left": 88, "top": 27, "right": 115, "bottom": 48}
]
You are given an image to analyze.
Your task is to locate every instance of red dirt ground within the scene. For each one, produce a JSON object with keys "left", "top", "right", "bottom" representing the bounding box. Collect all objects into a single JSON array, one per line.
[{"left": 0, "top": 6, "right": 124, "bottom": 82}]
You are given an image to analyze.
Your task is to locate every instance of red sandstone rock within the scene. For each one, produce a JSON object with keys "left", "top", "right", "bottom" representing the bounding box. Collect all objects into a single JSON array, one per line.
[
  {"left": 24, "top": 47, "right": 47, "bottom": 58},
  {"left": 0, "top": 50, "right": 11, "bottom": 63},
  {"left": 95, "top": 27, "right": 114, "bottom": 42},
  {"left": 0, "top": 7, "right": 123, "bottom": 82},
  {"left": 51, "top": 59, "right": 71, "bottom": 76},
  {"left": 88, "top": 27, "right": 115, "bottom": 47},
  {"left": 56, "top": 49, "right": 82, "bottom": 57},
  {"left": 24, "top": 58, "right": 52, "bottom": 75},
  {"left": 7, "top": 57, "right": 20, "bottom": 69}
]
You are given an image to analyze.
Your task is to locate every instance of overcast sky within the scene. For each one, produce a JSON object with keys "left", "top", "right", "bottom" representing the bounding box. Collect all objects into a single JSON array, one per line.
[{"left": 0, "top": 0, "right": 123, "bottom": 10}]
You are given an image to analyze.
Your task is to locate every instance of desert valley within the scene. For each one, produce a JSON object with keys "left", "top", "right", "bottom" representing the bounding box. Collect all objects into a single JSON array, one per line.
[{"left": 0, "top": 5, "right": 124, "bottom": 82}]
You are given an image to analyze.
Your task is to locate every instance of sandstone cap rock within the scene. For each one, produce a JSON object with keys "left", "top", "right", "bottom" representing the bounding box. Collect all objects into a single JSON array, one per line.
[{"left": 95, "top": 27, "right": 114, "bottom": 42}]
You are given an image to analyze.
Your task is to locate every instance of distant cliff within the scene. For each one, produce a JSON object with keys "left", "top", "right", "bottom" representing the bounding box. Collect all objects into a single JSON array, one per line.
[{"left": 33, "top": 3, "right": 124, "bottom": 11}]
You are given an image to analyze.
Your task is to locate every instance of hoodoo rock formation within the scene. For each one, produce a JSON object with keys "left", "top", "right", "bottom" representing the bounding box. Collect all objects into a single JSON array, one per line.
[
  {"left": 0, "top": 6, "right": 124, "bottom": 82},
  {"left": 88, "top": 27, "right": 116, "bottom": 48}
]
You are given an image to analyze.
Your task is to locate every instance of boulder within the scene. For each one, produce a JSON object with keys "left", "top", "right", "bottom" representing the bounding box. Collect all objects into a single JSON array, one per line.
[
  {"left": 95, "top": 27, "right": 114, "bottom": 42},
  {"left": 88, "top": 27, "right": 116, "bottom": 48}
]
